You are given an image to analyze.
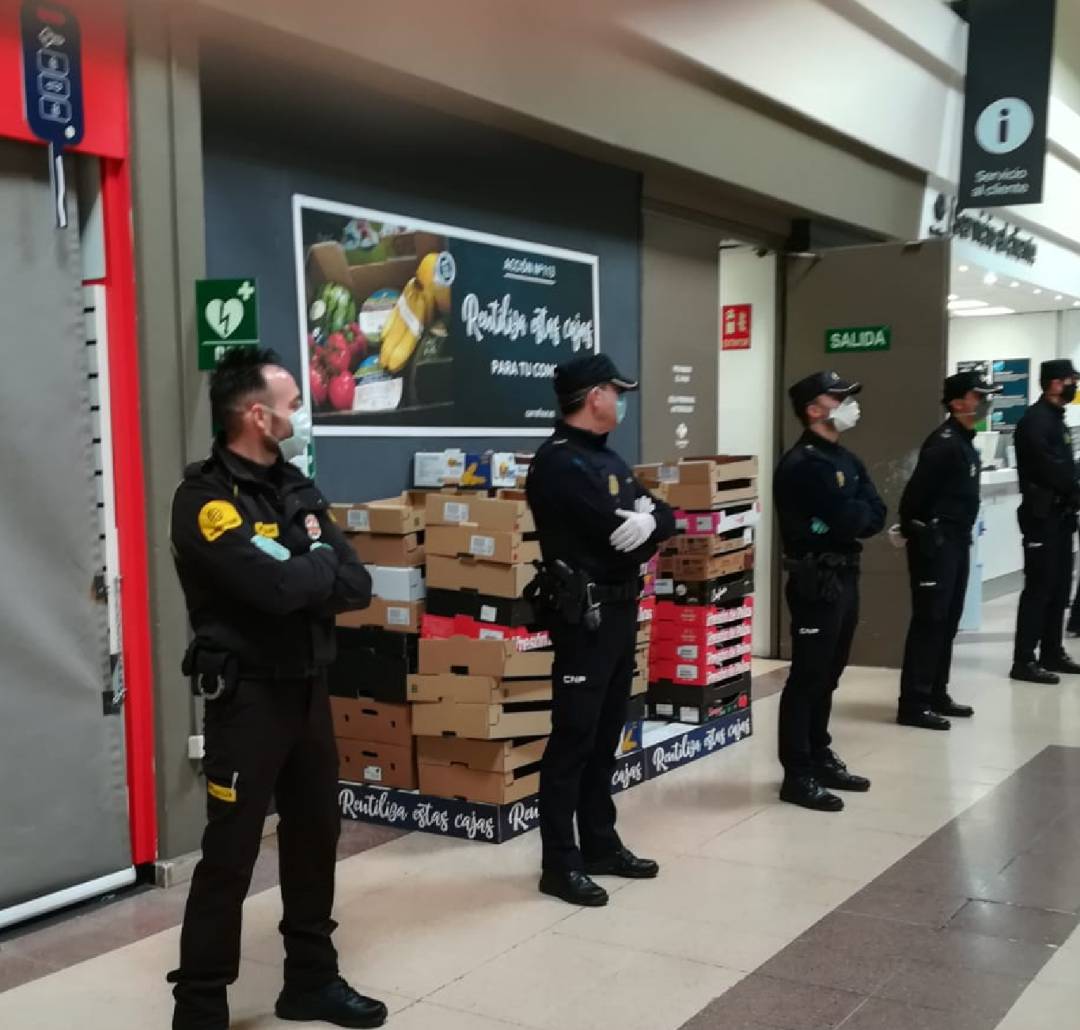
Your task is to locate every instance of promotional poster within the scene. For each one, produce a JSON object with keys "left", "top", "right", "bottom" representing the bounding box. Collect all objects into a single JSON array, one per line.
[{"left": 293, "top": 195, "right": 600, "bottom": 437}]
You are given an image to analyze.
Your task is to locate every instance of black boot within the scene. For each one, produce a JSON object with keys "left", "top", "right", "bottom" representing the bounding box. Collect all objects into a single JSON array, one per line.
[
  {"left": 539, "top": 869, "right": 609, "bottom": 907},
  {"left": 897, "top": 706, "right": 951, "bottom": 731},
  {"left": 1041, "top": 653, "right": 1080, "bottom": 675},
  {"left": 930, "top": 694, "right": 973, "bottom": 718},
  {"left": 275, "top": 978, "right": 388, "bottom": 1028},
  {"left": 814, "top": 749, "right": 871, "bottom": 792},
  {"left": 780, "top": 775, "right": 844, "bottom": 812},
  {"left": 1010, "top": 661, "right": 1061, "bottom": 684},
  {"left": 584, "top": 846, "right": 659, "bottom": 879}
]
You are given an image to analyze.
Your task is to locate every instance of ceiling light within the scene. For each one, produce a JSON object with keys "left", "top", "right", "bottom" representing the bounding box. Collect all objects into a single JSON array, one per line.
[
  {"left": 952, "top": 306, "right": 1016, "bottom": 317},
  {"left": 948, "top": 293, "right": 959, "bottom": 301},
  {"left": 1056, "top": 295, "right": 1064, "bottom": 301},
  {"left": 958, "top": 265, "right": 969, "bottom": 272},
  {"left": 983, "top": 271, "right": 998, "bottom": 285},
  {"left": 1074, "top": 301, "right": 1080, "bottom": 308},
  {"left": 1010, "top": 281, "right": 1020, "bottom": 288},
  {"left": 948, "top": 299, "right": 988, "bottom": 311},
  {"left": 1033, "top": 289, "right": 1042, "bottom": 295}
]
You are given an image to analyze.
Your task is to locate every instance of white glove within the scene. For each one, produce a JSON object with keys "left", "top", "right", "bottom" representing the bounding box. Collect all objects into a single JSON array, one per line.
[
  {"left": 887, "top": 524, "right": 906, "bottom": 550},
  {"left": 610, "top": 509, "right": 657, "bottom": 552},
  {"left": 634, "top": 495, "right": 656, "bottom": 515}
]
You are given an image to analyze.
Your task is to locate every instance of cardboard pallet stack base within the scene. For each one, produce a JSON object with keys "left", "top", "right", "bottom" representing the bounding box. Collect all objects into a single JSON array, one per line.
[{"left": 338, "top": 705, "right": 753, "bottom": 843}]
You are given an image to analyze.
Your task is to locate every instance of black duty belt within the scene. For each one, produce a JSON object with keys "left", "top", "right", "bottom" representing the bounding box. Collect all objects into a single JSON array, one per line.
[
  {"left": 590, "top": 582, "right": 640, "bottom": 604},
  {"left": 784, "top": 553, "right": 860, "bottom": 571},
  {"left": 237, "top": 667, "right": 321, "bottom": 682}
]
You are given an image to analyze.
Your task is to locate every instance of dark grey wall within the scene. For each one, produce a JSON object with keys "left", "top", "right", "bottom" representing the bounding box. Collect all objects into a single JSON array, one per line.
[{"left": 201, "top": 79, "right": 642, "bottom": 503}]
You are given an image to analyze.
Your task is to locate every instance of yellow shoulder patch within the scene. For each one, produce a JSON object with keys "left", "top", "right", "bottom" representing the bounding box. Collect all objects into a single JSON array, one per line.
[
  {"left": 254, "top": 522, "right": 279, "bottom": 539},
  {"left": 608, "top": 474, "right": 619, "bottom": 496},
  {"left": 198, "top": 500, "right": 243, "bottom": 542}
]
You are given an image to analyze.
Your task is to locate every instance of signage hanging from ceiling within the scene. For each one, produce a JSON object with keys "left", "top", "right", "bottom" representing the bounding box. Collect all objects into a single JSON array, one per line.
[
  {"left": 957, "top": 0, "right": 1056, "bottom": 210},
  {"left": 926, "top": 193, "right": 1037, "bottom": 266}
]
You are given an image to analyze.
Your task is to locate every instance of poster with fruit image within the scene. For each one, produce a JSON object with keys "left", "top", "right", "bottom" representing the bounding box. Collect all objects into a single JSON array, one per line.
[{"left": 293, "top": 195, "right": 600, "bottom": 436}]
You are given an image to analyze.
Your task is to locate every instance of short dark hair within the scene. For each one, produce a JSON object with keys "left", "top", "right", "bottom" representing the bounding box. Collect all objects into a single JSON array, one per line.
[
  {"left": 791, "top": 397, "right": 812, "bottom": 426},
  {"left": 209, "top": 347, "right": 281, "bottom": 437},
  {"left": 558, "top": 389, "right": 589, "bottom": 417}
]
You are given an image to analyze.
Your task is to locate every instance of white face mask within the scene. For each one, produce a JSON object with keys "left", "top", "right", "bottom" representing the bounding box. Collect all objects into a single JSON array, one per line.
[
  {"left": 828, "top": 397, "right": 861, "bottom": 433},
  {"left": 267, "top": 406, "right": 312, "bottom": 462}
]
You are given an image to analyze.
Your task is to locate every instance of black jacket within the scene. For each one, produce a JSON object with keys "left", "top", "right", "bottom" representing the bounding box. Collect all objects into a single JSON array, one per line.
[
  {"left": 1014, "top": 397, "right": 1079, "bottom": 519},
  {"left": 525, "top": 422, "right": 676, "bottom": 585},
  {"left": 899, "top": 417, "right": 981, "bottom": 539},
  {"left": 774, "top": 431, "right": 887, "bottom": 557},
  {"left": 171, "top": 441, "right": 372, "bottom": 672}
]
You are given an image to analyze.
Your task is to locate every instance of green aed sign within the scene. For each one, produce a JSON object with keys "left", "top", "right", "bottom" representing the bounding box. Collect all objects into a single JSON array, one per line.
[
  {"left": 825, "top": 325, "right": 891, "bottom": 353},
  {"left": 196, "top": 278, "right": 260, "bottom": 370}
]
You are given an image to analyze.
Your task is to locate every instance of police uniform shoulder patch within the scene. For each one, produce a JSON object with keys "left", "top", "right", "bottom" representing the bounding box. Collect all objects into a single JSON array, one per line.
[
  {"left": 608, "top": 474, "right": 619, "bottom": 496},
  {"left": 305, "top": 513, "right": 322, "bottom": 540},
  {"left": 254, "top": 522, "right": 279, "bottom": 539},
  {"left": 198, "top": 500, "right": 242, "bottom": 542}
]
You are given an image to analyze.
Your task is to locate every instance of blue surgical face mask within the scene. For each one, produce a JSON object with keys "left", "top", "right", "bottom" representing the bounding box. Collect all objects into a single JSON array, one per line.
[{"left": 615, "top": 393, "right": 628, "bottom": 424}]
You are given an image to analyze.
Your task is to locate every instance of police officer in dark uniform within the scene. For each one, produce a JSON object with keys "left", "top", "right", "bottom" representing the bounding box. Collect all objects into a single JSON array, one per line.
[
  {"left": 1010, "top": 358, "right": 1080, "bottom": 684},
  {"left": 774, "top": 371, "right": 886, "bottom": 812},
  {"left": 896, "top": 371, "right": 1003, "bottom": 730},
  {"left": 168, "top": 349, "right": 387, "bottom": 1030},
  {"left": 526, "top": 353, "right": 676, "bottom": 907}
]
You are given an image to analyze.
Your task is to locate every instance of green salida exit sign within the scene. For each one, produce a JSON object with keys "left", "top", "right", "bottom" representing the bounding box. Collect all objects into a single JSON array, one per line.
[{"left": 825, "top": 325, "right": 891, "bottom": 353}]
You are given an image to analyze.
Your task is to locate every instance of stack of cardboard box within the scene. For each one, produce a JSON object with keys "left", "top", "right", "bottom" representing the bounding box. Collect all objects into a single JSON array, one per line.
[
  {"left": 637, "top": 456, "right": 758, "bottom": 725},
  {"left": 422, "top": 490, "right": 541, "bottom": 641},
  {"left": 409, "top": 637, "right": 553, "bottom": 804},
  {"left": 328, "top": 492, "right": 429, "bottom": 789}
]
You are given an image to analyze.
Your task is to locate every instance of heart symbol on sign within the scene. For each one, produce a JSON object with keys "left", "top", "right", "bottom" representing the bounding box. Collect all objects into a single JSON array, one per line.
[{"left": 205, "top": 298, "right": 244, "bottom": 339}]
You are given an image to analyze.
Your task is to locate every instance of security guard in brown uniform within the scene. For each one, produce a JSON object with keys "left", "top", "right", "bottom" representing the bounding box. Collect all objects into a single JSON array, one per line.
[{"left": 168, "top": 349, "right": 386, "bottom": 1030}]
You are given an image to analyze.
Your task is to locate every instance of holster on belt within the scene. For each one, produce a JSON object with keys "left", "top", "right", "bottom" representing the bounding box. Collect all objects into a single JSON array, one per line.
[
  {"left": 524, "top": 560, "right": 604, "bottom": 631},
  {"left": 182, "top": 639, "right": 239, "bottom": 702},
  {"left": 784, "top": 553, "right": 855, "bottom": 604}
]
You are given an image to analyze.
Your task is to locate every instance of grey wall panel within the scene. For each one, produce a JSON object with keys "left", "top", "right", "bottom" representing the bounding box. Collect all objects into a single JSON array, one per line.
[
  {"left": 640, "top": 211, "right": 722, "bottom": 463},
  {"left": 782, "top": 240, "right": 950, "bottom": 667}
]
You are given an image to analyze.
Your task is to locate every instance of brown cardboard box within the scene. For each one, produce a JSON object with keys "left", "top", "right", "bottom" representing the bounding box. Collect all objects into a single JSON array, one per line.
[
  {"left": 426, "top": 524, "right": 540, "bottom": 566},
  {"left": 665, "top": 456, "right": 759, "bottom": 510},
  {"left": 675, "top": 529, "right": 753, "bottom": 557},
  {"left": 408, "top": 674, "right": 551, "bottom": 705},
  {"left": 307, "top": 235, "right": 445, "bottom": 304},
  {"left": 418, "top": 637, "right": 553, "bottom": 679},
  {"left": 349, "top": 532, "right": 425, "bottom": 567},
  {"left": 636, "top": 621, "right": 652, "bottom": 645},
  {"left": 631, "top": 667, "right": 648, "bottom": 697},
  {"left": 337, "top": 598, "right": 424, "bottom": 633},
  {"left": 410, "top": 700, "right": 552, "bottom": 740},
  {"left": 673, "top": 549, "right": 754, "bottom": 582},
  {"left": 330, "top": 696, "right": 412, "bottom": 747},
  {"left": 416, "top": 735, "right": 547, "bottom": 773},
  {"left": 337, "top": 739, "right": 417, "bottom": 790},
  {"left": 426, "top": 555, "right": 536, "bottom": 599},
  {"left": 416, "top": 736, "right": 547, "bottom": 800},
  {"left": 424, "top": 491, "right": 535, "bottom": 533},
  {"left": 332, "top": 492, "right": 427, "bottom": 536},
  {"left": 418, "top": 759, "right": 539, "bottom": 805}
]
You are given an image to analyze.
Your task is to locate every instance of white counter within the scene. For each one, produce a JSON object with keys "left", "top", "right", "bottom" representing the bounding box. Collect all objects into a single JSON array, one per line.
[{"left": 978, "top": 467, "right": 1021, "bottom": 582}]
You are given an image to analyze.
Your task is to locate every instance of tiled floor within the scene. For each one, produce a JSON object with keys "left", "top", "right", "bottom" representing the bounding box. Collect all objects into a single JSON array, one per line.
[{"left": 2, "top": 593, "right": 1080, "bottom": 1030}]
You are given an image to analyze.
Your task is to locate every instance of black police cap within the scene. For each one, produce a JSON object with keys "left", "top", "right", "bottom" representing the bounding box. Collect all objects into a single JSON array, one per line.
[
  {"left": 1040, "top": 359, "right": 1079, "bottom": 385},
  {"left": 554, "top": 353, "right": 638, "bottom": 397},
  {"left": 943, "top": 371, "right": 1002, "bottom": 404},
  {"left": 788, "top": 370, "right": 861, "bottom": 412}
]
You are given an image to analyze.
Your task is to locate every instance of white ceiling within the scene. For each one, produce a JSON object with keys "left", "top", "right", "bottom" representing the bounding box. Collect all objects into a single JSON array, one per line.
[{"left": 949, "top": 260, "right": 1080, "bottom": 319}]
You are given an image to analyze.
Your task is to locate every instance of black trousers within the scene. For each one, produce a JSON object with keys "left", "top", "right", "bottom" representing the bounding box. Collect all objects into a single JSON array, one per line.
[
  {"left": 539, "top": 602, "right": 637, "bottom": 873},
  {"left": 1013, "top": 511, "right": 1074, "bottom": 666},
  {"left": 779, "top": 569, "right": 859, "bottom": 780},
  {"left": 899, "top": 535, "right": 969, "bottom": 710},
  {"left": 169, "top": 674, "right": 341, "bottom": 1030}
]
